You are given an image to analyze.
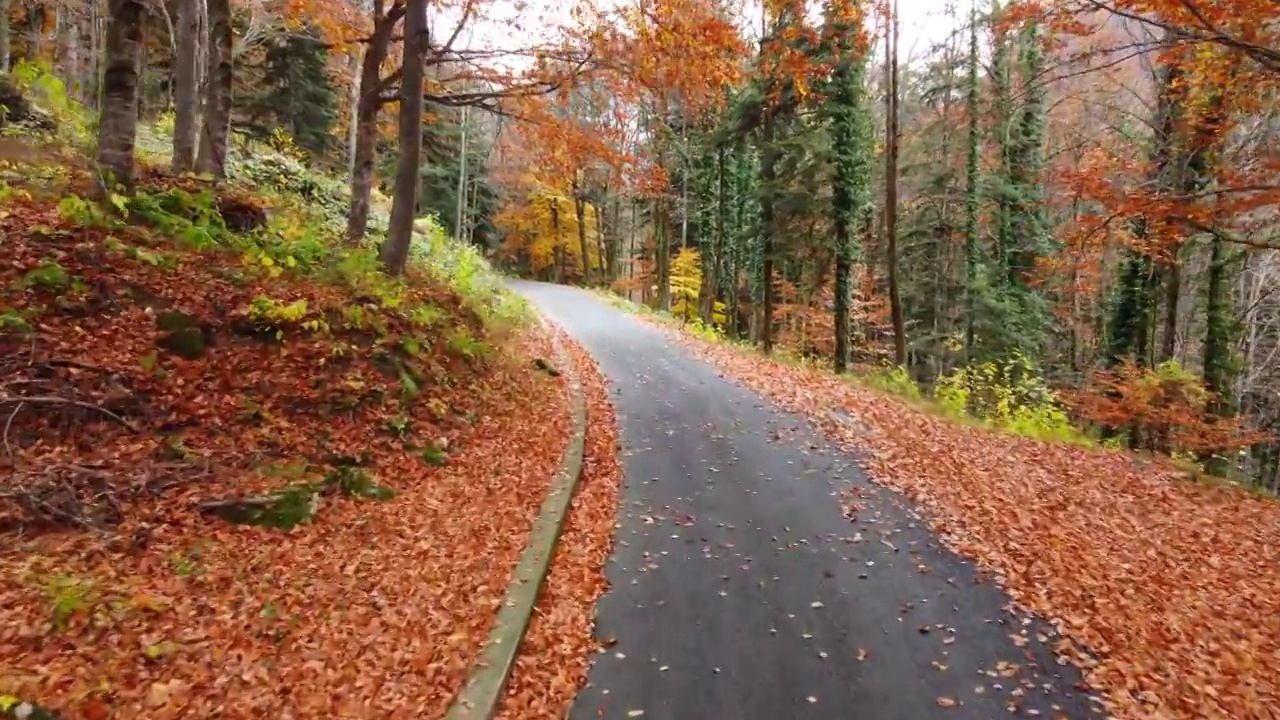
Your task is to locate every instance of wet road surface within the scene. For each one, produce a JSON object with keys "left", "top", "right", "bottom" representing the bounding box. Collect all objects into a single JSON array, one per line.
[{"left": 514, "top": 281, "right": 1103, "bottom": 720}]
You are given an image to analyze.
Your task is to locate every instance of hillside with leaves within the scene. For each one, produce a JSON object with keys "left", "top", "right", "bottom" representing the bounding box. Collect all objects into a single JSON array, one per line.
[
  {"left": 0, "top": 38, "right": 618, "bottom": 715},
  {"left": 5, "top": 0, "right": 1280, "bottom": 716}
]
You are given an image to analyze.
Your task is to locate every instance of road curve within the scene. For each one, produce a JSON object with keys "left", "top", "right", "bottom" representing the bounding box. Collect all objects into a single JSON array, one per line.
[{"left": 514, "top": 281, "right": 1103, "bottom": 720}]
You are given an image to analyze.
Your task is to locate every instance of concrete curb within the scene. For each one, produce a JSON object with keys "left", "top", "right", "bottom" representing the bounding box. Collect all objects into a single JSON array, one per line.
[{"left": 444, "top": 322, "right": 587, "bottom": 720}]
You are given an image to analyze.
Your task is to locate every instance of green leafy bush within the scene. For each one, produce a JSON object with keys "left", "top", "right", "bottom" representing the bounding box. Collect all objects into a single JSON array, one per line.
[
  {"left": 934, "top": 352, "right": 1086, "bottom": 445},
  {"left": 861, "top": 364, "right": 922, "bottom": 400},
  {"left": 409, "top": 215, "right": 530, "bottom": 330}
]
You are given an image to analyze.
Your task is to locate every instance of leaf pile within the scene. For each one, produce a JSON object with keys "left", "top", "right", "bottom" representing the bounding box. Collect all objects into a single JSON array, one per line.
[
  {"left": 656, "top": 325, "right": 1280, "bottom": 720},
  {"left": 496, "top": 334, "right": 622, "bottom": 719},
  {"left": 0, "top": 179, "right": 575, "bottom": 717}
]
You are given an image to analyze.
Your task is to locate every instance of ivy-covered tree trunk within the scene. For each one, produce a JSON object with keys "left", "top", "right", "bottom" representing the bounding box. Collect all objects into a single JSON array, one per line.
[
  {"left": 1203, "top": 234, "right": 1235, "bottom": 416},
  {"left": 701, "top": 142, "right": 727, "bottom": 323},
  {"left": 824, "top": 0, "right": 874, "bottom": 373},
  {"left": 883, "top": 0, "right": 906, "bottom": 366},
  {"left": 963, "top": 2, "right": 980, "bottom": 359},
  {"left": 759, "top": 110, "right": 778, "bottom": 354},
  {"left": 1106, "top": 243, "right": 1158, "bottom": 366},
  {"left": 655, "top": 198, "right": 672, "bottom": 311},
  {"left": 380, "top": 0, "right": 426, "bottom": 275},
  {"left": 95, "top": 0, "right": 146, "bottom": 192},
  {"left": 172, "top": 0, "right": 202, "bottom": 172},
  {"left": 195, "top": 0, "right": 232, "bottom": 178}
]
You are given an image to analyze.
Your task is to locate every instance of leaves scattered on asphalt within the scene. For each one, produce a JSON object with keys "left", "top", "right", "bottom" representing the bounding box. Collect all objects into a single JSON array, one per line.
[
  {"left": 496, "top": 334, "right": 622, "bottom": 719},
  {"left": 657, "top": 326, "right": 1280, "bottom": 720}
]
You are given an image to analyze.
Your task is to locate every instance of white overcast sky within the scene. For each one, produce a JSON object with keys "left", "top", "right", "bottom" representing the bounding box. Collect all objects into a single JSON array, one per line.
[{"left": 446, "top": 0, "right": 962, "bottom": 69}]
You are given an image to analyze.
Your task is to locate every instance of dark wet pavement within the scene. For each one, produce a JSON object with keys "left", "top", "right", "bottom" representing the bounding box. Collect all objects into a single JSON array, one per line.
[{"left": 514, "top": 281, "right": 1103, "bottom": 720}]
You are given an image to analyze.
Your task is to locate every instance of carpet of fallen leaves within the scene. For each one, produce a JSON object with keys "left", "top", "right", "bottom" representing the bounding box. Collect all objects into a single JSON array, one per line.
[
  {"left": 0, "top": 178, "right": 574, "bottom": 718},
  {"left": 650, "top": 324, "right": 1280, "bottom": 720},
  {"left": 495, "top": 334, "right": 621, "bottom": 720}
]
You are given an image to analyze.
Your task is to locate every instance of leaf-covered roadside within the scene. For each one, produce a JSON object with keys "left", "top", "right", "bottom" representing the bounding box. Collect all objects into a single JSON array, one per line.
[
  {"left": 0, "top": 166, "right": 574, "bottom": 717},
  {"left": 495, "top": 334, "right": 622, "bottom": 719},
  {"left": 652, "top": 325, "right": 1280, "bottom": 720}
]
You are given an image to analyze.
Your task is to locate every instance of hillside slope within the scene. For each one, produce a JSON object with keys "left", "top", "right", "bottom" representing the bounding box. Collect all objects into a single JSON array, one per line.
[{"left": 0, "top": 132, "right": 575, "bottom": 718}]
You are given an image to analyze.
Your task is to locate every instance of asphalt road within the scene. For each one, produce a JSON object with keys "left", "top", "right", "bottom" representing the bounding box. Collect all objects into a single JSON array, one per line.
[{"left": 514, "top": 281, "right": 1104, "bottom": 720}]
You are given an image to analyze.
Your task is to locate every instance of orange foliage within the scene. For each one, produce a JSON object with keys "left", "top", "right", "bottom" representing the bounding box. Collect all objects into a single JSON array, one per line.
[
  {"left": 653, "top": 319, "right": 1280, "bottom": 720},
  {"left": 1066, "top": 360, "right": 1268, "bottom": 455}
]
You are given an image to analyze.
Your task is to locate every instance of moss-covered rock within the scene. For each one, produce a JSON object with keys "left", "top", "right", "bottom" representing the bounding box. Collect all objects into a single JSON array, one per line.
[{"left": 155, "top": 311, "right": 209, "bottom": 359}]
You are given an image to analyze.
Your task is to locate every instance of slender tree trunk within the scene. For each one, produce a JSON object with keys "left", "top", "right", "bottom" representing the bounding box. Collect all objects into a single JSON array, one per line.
[
  {"left": 0, "top": 0, "right": 9, "bottom": 72},
  {"left": 347, "top": 48, "right": 362, "bottom": 177},
  {"left": 380, "top": 0, "right": 426, "bottom": 275},
  {"left": 884, "top": 0, "right": 906, "bottom": 366},
  {"left": 347, "top": 1, "right": 403, "bottom": 244},
  {"left": 454, "top": 104, "right": 469, "bottom": 242},
  {"left": 760, "top": 114, "right": 777, "bottom": 354},
  {"left": 1160, "top": 253, "right": 1181, "bottom": 361},
  {"left": 656, "top": 198, "right": 672, "bottom": 311},
  {"left": 963, "top": 0, "right": 980, "bottom": 359},
  {"left": 575, "top": 192, "right": 592, "bottom": 283},
  {"left": 700, "top": 143, "right": 726, "bottom": 323},
  {"left": 66, "top": 18, "right": 81, "bottom": 100},
  {"left": 172, "top": 0, "right": 201, "bottom": 171},
  {"left": 195, "top": 0, "right": 231, "bottom": 177},
  {"left": 96, "top": 0, "right": 146, "bottom": 193},
  {"left": 27, "top": 4, "right": 44, "bottom": 61},
  {"left": 89, "top": 0, "right": 103, "bottom": 107}
]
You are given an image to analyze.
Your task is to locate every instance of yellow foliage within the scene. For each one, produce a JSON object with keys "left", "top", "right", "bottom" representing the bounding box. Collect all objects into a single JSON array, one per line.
[
  {"left": 496, "top": 174, "right": 600, "bottom": 277},
  {"left": 669, "top": 248, "right": 726, "bottom": 325}
]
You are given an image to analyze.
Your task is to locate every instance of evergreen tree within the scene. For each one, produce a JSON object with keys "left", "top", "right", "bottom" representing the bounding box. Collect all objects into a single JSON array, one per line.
[{"left": 255, "top": 28, "right": 338, "bottom": 158}]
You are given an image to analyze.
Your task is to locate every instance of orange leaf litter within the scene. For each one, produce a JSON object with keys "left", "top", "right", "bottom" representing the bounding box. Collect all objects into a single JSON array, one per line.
[
  {"left": 1, "top": 328, "right": 571, "bottom": 720},
  {"left": 496, "top": 334, "right": 622, "bottom": 720},
  {"left": 655, "top": 323, "right": 1280, "bottom": 720}
]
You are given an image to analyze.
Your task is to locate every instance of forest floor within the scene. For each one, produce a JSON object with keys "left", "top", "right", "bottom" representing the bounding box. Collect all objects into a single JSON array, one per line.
[
  {"left": 604, "top": 295, "right": 1280, "bottom": 720},
  {"left": 0, "top": 136, "right": 618, "bottom": 720}
]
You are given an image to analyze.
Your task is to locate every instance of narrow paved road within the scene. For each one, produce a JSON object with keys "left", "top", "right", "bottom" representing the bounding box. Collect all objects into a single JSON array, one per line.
[{"left": 515, "top": 282, "right": 1103, "bottom": 720}]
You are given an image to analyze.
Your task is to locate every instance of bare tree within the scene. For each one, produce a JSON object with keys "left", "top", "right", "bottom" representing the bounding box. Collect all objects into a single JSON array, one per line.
[
  {"left": 172, "top": 0, "right": 203, "bottom": 171},
  {"left": 196, "top": 0, "right": 232, "bottom": 177},
  {"left": 96, "top": 0, "right": 147, "bottom": 192}
]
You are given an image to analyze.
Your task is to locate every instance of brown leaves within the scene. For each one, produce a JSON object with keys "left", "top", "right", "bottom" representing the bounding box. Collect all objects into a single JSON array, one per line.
[
  {"left": 495, "top": 335, "right": 622, "bottom": 719},
  {"left": 657, "top": 322, "right": 1280, "bottom": 720},
  {"left": 0, "top": 185, "right": 579, "bottom": 716}
]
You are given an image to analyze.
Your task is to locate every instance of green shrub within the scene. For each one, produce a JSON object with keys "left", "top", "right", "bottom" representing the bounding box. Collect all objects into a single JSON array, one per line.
[
  {"left": 861, "top": 364, "right": 921, "bottom": 400},
  {"left": 934, "top": 352, "right": 1087, "bottom": 445},
  {"left": 408, "top": 215, "right": 530, "bottom": 330}
]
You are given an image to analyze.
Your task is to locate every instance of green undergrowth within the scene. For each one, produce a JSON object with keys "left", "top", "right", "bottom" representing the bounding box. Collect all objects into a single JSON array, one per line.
[
  {"left": 1, "top": 63, "right": 536, "bottom": 534},
  {"left": 596, "top": 288, "right": 1092, "bottom": 448}
]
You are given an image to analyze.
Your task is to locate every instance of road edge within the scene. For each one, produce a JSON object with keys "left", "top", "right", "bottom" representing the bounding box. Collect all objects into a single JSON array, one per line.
[{"left": 444, "top": 318, "right": 587, "bottom": 720}]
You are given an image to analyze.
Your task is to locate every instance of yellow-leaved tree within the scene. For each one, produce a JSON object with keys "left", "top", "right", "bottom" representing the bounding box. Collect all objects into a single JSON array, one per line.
[
  {"left": 495, "top": 174, "right": 600, "bottom": 280},
  {"left": 669, "top": 248, "right": 726, "bottom": 325}
]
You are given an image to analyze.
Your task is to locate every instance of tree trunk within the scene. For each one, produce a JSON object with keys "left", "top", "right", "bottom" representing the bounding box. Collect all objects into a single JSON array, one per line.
[
  {"left": 575, "top": 191, "right": 591, "bottom": 284},
  {"left": 95, "top": 0, "right": 146, "bottom": 193},
  {"left": 379, "top": 0, "right": 426, "bottom": 275},
  {"left": 655, "top": 199, "right": 672, "bottom": 311},
  {"left": 963, "top": 2, "right": 979, "bottom": 360},
  {"left": 884, "top": 0, "right": 906, "bottom": 366},
  {"left": 347, "top": 48, "right": 362, "bottom": 177},
  {"left": 347, "top": 1, "right": 403, "bottom": 244},
  {"left": 454, "top": 104, "right": 469, "bottom": 242},
  {"left": 172, "top": 0, "right": 201, "bottom": 171},
  {"left": 195, "top": 0, "right": 231, "bottom": 177},
  {"left": 700, "top": 143, "right": 726, "bottom": 324},
  {"left": 0, "top": 0, "right": 9, "bottom": 72}
]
